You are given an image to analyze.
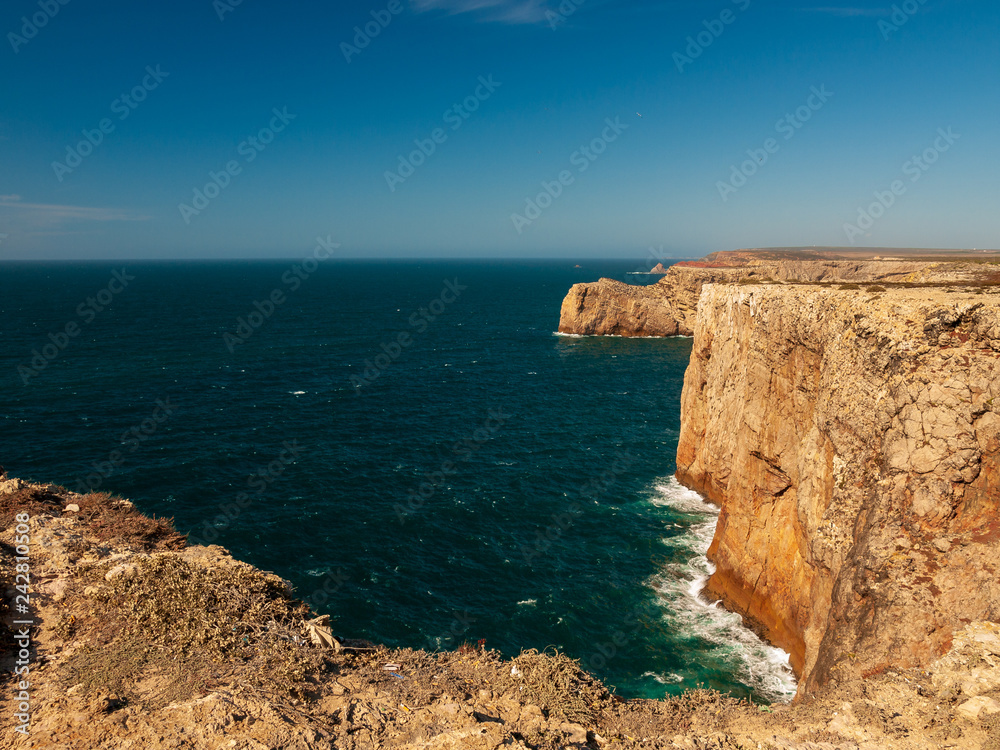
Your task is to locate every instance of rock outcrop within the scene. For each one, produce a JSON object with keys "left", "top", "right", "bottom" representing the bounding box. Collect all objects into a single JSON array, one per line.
[
  {"left": 558, "top": 267, "right": 754, "bottom": 337},
  {"left": 676, "top": 283, "right": 1000, "bottom": 698},
  {"left": 557, "top": 258, "right": 998, "bottom": 337},
  {"left": 558, "top": 277, "right": 687, "bottom": 336}
]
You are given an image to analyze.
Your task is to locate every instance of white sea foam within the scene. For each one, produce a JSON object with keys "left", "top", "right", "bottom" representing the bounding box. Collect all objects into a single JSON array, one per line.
[
  {"left": 551, "top": 332, "right": 681, "bottom": 340},
  {"left": 648, "top": 477, "right": 797, "bottom": 703},
  {"left": 642, "top": 670, "right": 684, "bottom": 684}
]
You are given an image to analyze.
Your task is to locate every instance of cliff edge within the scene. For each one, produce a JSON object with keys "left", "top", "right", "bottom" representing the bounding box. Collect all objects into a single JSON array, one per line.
[
  {"left": 557, "top": 257, "right": 996, "bottom": 337},
  {"left": 676, "top": 283, "right": 1000, "bottom": 699}
]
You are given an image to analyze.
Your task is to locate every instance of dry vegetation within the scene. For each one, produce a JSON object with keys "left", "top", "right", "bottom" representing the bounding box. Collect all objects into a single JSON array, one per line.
[{"left": 2, "top": 480, "right": 998, "bottom": 748}]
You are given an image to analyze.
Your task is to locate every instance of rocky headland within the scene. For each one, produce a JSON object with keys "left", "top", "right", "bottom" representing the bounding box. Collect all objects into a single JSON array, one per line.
[
  {"left": 558, "top": 249, "right": 1000, "bottom": 338},
  {"left": 3, "top": 249, "right": 1000, "bottom": 748},
  {"left": 556, "top": 248, "right": 1000, "bottom": 743}
]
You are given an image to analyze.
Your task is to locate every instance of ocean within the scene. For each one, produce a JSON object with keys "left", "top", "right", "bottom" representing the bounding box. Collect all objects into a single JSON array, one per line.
[{"left": 0, "top": 259, "right": 795, "bottom": 702}]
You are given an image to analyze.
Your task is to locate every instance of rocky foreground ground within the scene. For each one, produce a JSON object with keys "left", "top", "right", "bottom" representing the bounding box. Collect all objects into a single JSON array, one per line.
[{"left": 2, "top": 479, "right": 1000, "bottom": 749}]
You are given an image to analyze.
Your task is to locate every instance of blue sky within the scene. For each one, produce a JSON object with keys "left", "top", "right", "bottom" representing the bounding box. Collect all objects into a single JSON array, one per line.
[{"left": 1, "top": 0, "right": 997, "bottom": 259}]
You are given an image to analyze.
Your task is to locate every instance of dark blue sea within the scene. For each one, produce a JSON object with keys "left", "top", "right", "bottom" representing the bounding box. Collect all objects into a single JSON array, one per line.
[{"left": 0, "top": 259, "right": 795, "bottom": 702}]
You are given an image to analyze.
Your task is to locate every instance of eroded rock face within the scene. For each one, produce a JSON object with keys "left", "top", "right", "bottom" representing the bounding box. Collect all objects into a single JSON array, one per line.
[
  {"left": 557, "top": 267, "right": 754, "bottom": 337},
  {"left": 676, "top": 284, "right": 1000, "bottom": 698},
  {"left": 556, "top": 260, "right": 981, "bottom": 338},
  {"left": 558, "top": 277, "right": 684, "bottom": 336}
]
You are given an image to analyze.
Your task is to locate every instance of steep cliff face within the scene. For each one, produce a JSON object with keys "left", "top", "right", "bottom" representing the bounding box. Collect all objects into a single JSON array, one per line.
[
  {"left": 558, "top": 267, "right": 753, "bottom": 336},
  {"left": 558, "top": 277, "right": 685, "bottom": 336},
  {"left": 557, "top": 260, "right": 985, "bottom": 337},
  {"left": 676, "top": 284, "right": 1000, "bottom": 697}
]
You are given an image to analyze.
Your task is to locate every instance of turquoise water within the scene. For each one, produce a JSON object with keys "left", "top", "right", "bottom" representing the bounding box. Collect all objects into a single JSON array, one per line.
[{"left": 0, "top": 259, "right": 794, "bottom": 702}]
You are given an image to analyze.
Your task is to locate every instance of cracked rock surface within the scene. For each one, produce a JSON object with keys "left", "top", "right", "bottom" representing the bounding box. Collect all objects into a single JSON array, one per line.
[{"left": 677, "top": 284, "right": 1000, "bottom": 700}]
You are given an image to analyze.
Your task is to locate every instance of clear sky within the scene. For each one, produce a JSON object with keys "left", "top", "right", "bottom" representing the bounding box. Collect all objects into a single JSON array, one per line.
[{"left": 1, "top": 0, "right": 997, "bottom": 260}]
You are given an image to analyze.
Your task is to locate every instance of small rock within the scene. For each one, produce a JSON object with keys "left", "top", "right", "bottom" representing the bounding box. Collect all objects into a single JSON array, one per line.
[
  {"left": 64, "top": 504, "right": 80, "bottom": 513},
  {"left": 519, "top": 704, "right": 544, "bottom": 731},
  {"left": 932, "top": 538, "right": 951, "bottom": 553},
  {"left": 971, "top": 631, "right": 1000, "bottom": 657},
  {"left": 956, "top": 695, "right": 1000, "bottom": 721},
  {"left": 558, "top": 722, "right": 589, "bottom": 744},
  {"left": 520, "top": 705, "right": 543, "bottom": 719},
  {"left": 826, "top": 702, "right": 862, "bottom": 739},
  {"left": 0, "top": 478, "right": 24, "bottom": 495},
  {"left": 105, "top": 563, "right": 138, "bottom": 582}
]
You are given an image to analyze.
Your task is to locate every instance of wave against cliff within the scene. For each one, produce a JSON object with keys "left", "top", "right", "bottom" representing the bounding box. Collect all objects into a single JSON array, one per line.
[
  {"left": 677, "top": 283, "right": 1000, "bottom": 698},
  {"left": 559, "top": 254, "right": 1000, "bottom": 702},
  {"left": 648, "top": 477, "right": 797, "bottom": 703}
]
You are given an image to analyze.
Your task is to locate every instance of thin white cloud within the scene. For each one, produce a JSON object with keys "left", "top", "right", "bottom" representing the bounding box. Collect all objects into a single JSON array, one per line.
[
  {"left": 411, "top": 0, "right": 554, "bottom": 24},
  {"left": 0, "top": 195, "right": 150, "bottom": 224}
]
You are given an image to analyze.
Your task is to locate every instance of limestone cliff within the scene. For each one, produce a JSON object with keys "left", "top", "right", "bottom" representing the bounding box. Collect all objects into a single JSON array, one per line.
[
  {"left": 557, "top": 258, "right": 996, "bottom": 337},
  {"left": 558, "top": 277, "right": 686, "bottom": 337},
  {"left": 558, "top": 267, "right": 754, "bottom": 337},
  {"left": 676, "top": 283, "right": 1000, "bottom": 698}
]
